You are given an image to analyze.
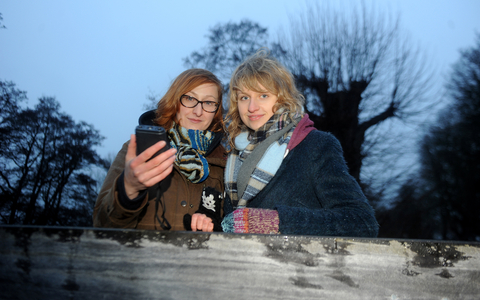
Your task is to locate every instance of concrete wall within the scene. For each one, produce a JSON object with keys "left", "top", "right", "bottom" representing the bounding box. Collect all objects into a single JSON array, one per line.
[{"left": 1, "top": 225, "right": 479, "bottom": 299}]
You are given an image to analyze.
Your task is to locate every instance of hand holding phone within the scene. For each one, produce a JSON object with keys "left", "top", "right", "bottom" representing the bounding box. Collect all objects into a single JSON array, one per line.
[{"left": 123, "top": 125, "right": 174, "bottom": 199}]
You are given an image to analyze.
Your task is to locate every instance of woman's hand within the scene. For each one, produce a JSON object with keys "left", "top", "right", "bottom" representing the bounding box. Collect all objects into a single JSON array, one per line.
[
  {"left": 123, "top": 134, "right": 177, "bottom": 199},
  {"left": 191, "top": 213, "right": 214, "bottom": 232}
]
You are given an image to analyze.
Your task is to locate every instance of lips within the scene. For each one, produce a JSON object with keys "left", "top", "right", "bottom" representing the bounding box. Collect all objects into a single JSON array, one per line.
[
  {"left": 188, "top": 118, "right": 202, "bottom": 123},
  {"left": 248, "top": 115, "right": 264, "bottom": 121}
]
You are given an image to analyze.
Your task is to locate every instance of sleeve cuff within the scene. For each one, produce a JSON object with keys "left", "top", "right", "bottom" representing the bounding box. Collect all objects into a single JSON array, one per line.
[{"left": 117, "top": 172, "right": 147, "bottom": 210}]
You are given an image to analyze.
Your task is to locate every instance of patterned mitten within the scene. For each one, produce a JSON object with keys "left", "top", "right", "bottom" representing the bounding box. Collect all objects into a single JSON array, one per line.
[{"left": 222, "top": 208, "right": 279, "bottom": 234}]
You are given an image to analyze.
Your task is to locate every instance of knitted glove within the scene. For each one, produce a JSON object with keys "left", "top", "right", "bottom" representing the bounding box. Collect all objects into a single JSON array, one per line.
[
  {"left": 221, "top": 208, "right": 279, "bottom": 234},
  {"left": 187, "top": 186, "right": 223, "bottom": 232}
]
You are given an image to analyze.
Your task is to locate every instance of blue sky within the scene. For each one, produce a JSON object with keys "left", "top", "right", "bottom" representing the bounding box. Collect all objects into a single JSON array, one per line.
[{"left": 1, "top": 0, "right": 479, "bottom": 158}]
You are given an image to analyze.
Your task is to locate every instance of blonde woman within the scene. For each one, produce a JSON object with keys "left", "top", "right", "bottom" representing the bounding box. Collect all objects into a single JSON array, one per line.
[{"left": 219, "top": 50, "right": 379, "bottom": 236}]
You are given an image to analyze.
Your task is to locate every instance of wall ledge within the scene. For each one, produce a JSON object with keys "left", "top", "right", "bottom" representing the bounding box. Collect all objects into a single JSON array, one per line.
[{"left": 1, "top": 225, "right": 479, "bottom": 299}]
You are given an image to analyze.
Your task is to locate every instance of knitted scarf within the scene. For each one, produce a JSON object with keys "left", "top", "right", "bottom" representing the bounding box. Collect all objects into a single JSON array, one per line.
[
  {"left": 167, "top": 122, "right": 214, "bottom": 183},
  {"left": 225, "top": 109, "right": 301, "bottom": 209}
]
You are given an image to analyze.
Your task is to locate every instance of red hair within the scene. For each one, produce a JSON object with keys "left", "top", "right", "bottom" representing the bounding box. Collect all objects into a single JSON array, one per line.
[{"left": 154, "top": 69, "right": 224, "bottom": 132}]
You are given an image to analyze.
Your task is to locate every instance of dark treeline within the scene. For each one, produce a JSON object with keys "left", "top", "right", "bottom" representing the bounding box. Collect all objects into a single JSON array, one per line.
[
  {"left": 0, "top": 81, "right": 109, "bottom": 226},
  {"left": 376, "top": 34, "right": 480, "bottom": 241}
]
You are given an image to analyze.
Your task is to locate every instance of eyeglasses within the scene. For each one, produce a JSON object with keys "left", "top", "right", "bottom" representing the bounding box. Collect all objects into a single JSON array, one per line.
[{"left": 180, "top": 95, "right": 219, "bottom": 113}]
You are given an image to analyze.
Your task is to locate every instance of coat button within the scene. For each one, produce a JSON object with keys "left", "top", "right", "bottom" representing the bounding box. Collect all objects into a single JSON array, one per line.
[
  {"left": 189, "top": 204, "right": 194, "bottom": 208},
  {"left": 181, "top": 201, "right": 187, "bottom": 207}
]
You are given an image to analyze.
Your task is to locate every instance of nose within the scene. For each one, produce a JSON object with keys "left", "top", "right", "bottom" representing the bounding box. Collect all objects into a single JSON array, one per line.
[
  {"left": 248, "top": 98, "right": 259, "bottom": 112},
  {"left": 193, "top": 103, "right": 203, "bottom": 116}
]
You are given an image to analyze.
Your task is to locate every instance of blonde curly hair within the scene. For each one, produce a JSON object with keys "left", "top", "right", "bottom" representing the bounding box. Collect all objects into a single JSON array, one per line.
[{"left": 225, "top": 49, "right": 304, "bottom": 150}]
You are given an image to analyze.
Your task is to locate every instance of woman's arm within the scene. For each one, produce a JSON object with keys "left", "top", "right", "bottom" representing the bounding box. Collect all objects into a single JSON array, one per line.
[{"left": 92, "top": 135, "right": 176, "bottom": 228}]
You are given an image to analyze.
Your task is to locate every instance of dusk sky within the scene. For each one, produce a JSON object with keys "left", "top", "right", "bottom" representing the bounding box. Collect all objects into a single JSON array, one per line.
[{"left": 1, "top": 0, "right": 479, "bottom": 160}]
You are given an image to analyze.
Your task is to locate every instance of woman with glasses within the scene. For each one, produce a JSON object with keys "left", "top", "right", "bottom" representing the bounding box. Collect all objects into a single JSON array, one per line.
[{"left": 94, "top": 69, "right": 226, "bottom": 232}]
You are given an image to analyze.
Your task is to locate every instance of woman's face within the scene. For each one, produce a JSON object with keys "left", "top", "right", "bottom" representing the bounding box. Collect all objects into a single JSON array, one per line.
[
  {"left": 236, "top": 84, "right": 278, "bottom": 131},
  {"left": 176, "top": 83, "right": 219, "bottom": 131}
]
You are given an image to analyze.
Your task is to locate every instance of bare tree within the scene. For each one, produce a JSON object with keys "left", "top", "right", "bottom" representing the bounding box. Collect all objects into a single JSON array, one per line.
[
  {"left": 0, "top": 88, "right": 108, "bottom": 226},
  {"left": 276, "top": 2, "right": 437, "bottom": 201}
]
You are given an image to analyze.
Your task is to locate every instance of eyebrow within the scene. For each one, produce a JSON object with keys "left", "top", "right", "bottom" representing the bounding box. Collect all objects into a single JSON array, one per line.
[
  {"left": 236, "top": 89, "right": 270, "bottom": 95},
  {"left": 187, "top": 91, "right": 218, "bottom": 102}
]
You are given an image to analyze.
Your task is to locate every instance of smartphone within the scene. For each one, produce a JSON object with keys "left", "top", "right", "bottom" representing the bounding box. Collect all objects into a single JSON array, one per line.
[{"left": 135, "top": 125, "right": 170, "bottom": 160}]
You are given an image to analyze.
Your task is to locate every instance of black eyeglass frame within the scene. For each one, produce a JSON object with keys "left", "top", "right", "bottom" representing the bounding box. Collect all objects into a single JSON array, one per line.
[{"left": 180, "top": 94, "right": 219, "bottom": 113}]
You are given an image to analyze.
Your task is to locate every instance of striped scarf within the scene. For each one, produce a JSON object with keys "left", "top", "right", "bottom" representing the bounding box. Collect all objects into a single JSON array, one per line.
[
  {"left": 225, "top": 109, "right": 301, "bottom": 209},
  {"left": 167, "top": 122, "right": 214, "bottom": 183}
]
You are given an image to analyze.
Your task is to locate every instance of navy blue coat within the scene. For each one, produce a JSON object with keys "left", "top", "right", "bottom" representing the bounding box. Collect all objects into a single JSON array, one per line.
[{"left": 224, "top": 130, "right": 379, "bottom": 237}]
